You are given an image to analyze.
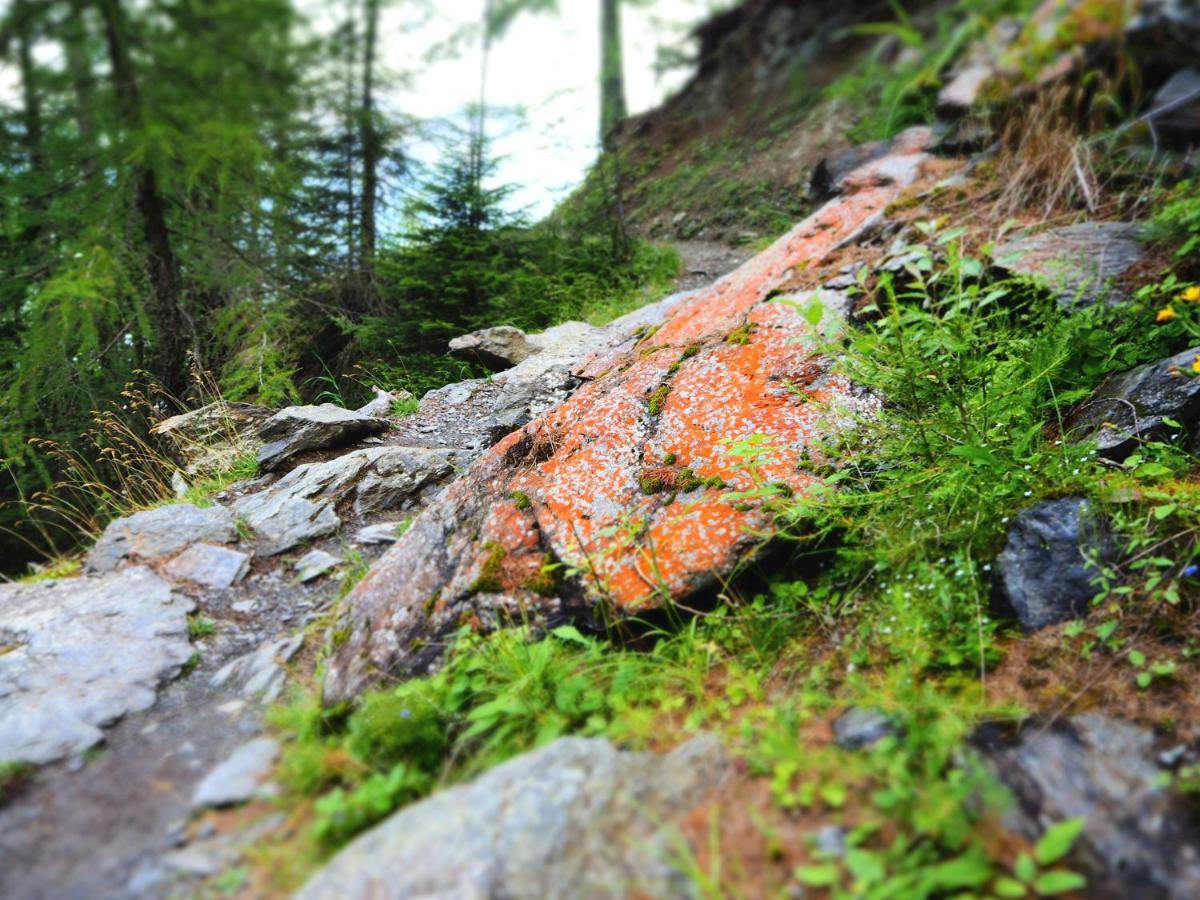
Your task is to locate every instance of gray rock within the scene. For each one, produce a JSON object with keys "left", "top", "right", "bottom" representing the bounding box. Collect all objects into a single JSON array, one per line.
[
  {"left": 353, "top": 447, "right": 456, "bottom": 515},
  {"left": 993, "top": 222, "right": 1144, "bottom": 309},
  {"left": 355, "top": 522, "right": 408, "bottom": 544},
  {"left": 87, "top": 503, "right": 238, "bottom": 573},
  {"left": 809, "top": 139, "right": 892, "bottom": 204},
  {"left": 976, "top": 713, "right": 1200, "bottom": 898},
  {"left": 833, "top": 708, "right": 898, "bottom": 750},
  {"left": 1066, "top": 346, "right": 1200, "bottom": 461},
  {"left": 256, "top": 404, "right": 389, "bottom": 471},
  {"left": 937, "top": 64, "right": 994, "bottom": 116},
  {"left": 294, "top": 550, "right": 342, "bottom": 583},
  {"left": 150, "top": 401, "right": 272, "bottom": 476},
  {"left": 1149, "top": 68, "right": 1200, "bottom": 150},
  {"left": 812, "top": 825, "right": 848, "bottom": 858},
  {"left": 449, "top": 325, "right": 536, "bottom": 370},
  {"left": 0, "top": 568, "right": 195, "bottom": 765},
  {"left": 297, "top": 734, "right": 729, "bottom": 900},
  {"left": 993, "top": 498, "right": 1111, "bottom": 632},
  {"left": 1127, "top": 0, "right": 1200, "bottom": 70},
  {"left": 210, "top": 633, "right": 304, "bottom": 703},
  {"left": 162, "top": 543, "right": 251, "bottom": 589},
  {"left": 356, "top": 387, "right": 413, "bottom": 419},
  {"left": 191, "top": 737, "right": 280, "bottom": 809}
]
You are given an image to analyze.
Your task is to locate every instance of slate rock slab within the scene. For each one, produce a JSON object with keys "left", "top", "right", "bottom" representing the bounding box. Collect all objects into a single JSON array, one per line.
[
  {"left": 210, "top": 633, "right": 304, "bottom": 704},
  {"left": 162, "top": 543, "right": 251, "bottom": 589},
  {"left": 296, "top": 734, "right": 729, "bottom": 900},
  {"left": 1066, "top": 345, "right": 1200, "bottom": 461},
  {"left": 1148, "top": 68, "right": 1200, "bottom": 148},
  {"left": 294, "top": 550, "right": 342, "bottom": 583},
  {"left": 993, "top": 498, "right": 1112, "bottom": 632},
  {"left": 449, "top": 325, "right": 536, "bottom": 369},
  {"left": 86, "top": 503, "right": 238, "bottom": 573},
  {"left": 0, "top": 567, "right": 195, "bottom": 765},
  {"left": 975, "top": 713, "right": 1200, "bottom": 898},
  {"left": 993, "top": 222, "right": 1144, "bottom": 309},
  {"left": 150, "top": 400, "right": 272, "bottom": 476},
  {"left": 256, "top": 404, "right": 389, "bottom": 471},
  {"left": 325, "top": 128, "right": 931, "bottom": 701},
  {"left": 191, "top": 737, "right": 280, "bottom": 809}
]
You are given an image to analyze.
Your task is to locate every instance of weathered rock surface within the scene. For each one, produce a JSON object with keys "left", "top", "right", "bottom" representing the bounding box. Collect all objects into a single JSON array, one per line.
[
  {"left": 162, "top": 543, "right": 251, "bottom": 589},
  {"left": 256, "top": 404, "right": 389, "bottom": 471},
  {"left": 294, "top": 549, "right": 342, "bottom": 583},
  {"left": 1148, "top": 68, "right": 1200, "bottom": 149},
  {"left": 150, "top": 400, "right": 272, "bottom": 476},
  {"left": 1066, "top": 345, "right": 1200, "bottom": 461},
  {"left": 993, "top": 498, "right": 1112, "bottom": 632},
  {"left": 297, "top": 734, "right": 729, "bottom": 900},
  {"left": 356, "top": 386, "right": 413, "bottom": 419},
  {"left": 87, "top": 503, "right": 238, "bottom": 573},
  {"left": 355, "top": 522, "right": 407, "bottom": 544},
  {"left": 210, "top": 633, "right": 304, "bottom": 703},
  {"left": 191, "top": 737, "right": 280, "bottom": 809},
  {"left": 833, "top": 708, "right": 898, "bottom": 750},
  {"left": 232, "top": 446, "right": 456, "bottom": 553},
  {"left": 993, "top": 222, "right": 1144, "bottom": 309},
  {"left": 0, "top": 568, "right": 195, "bottom": 764},
  {"left": 325, "top": 129, "right": 933, "bottom": 700},
  {"left": 976, "top": 713, "right": 1200, "bottom": 899},
  {"left": 449, "top": 325, "right": 536, "bottom": 369}
]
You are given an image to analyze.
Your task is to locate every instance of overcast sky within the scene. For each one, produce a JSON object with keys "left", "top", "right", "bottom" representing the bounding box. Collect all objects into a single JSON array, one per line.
[{"left": 331, "top": 0, "right": 718, "bottom": 216}]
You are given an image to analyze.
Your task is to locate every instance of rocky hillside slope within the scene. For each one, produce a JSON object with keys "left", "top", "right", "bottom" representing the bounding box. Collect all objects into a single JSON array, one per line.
[{"left": 4, "top": 0, "right": 1200, "bottom": 897}]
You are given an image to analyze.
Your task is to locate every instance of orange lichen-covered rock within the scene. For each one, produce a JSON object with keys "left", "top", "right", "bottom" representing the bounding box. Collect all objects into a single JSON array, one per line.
[{"left": 323, "top": 127, "right": 935, "bottom": 702}]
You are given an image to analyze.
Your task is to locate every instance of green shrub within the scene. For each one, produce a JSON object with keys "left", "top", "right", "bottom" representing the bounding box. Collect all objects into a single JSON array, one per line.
[{"left": 346, "top": 681, "right": 450, "bottom": 772}]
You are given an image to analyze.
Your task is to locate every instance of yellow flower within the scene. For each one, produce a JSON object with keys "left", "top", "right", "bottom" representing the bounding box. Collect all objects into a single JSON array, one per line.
[
  {"left": 1180, "top": 286, "right": 1200, "bottom": 303},
  {"left": 1157, "top": 305, "right": 1177, "bottom": 322},
  {"left": 1193, "top": 355, "right": 1200, "bottom": 375}
]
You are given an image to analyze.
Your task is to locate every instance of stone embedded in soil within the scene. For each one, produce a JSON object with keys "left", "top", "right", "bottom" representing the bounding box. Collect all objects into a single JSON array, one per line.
[
  {"left": 294, "top": 549, "right": 342, "bottom": 583},
  {"left": 190, "top": 737, "right": 280, "bottom": 809},
  {"left": 356, "top": 386, "right": 412, "bottom": 419},
  {"left": 355, "top": 522, "right": 407, "bottom": 544},
  {"left": 992, "top": 222, "right": 1144, "bottom": 309},
  {"left": 1065, "top": 345, "right": 1200, "bottom": 462},
  {"left": 449, "top": 325, "right": 536, "bottom": 369},
  {"left": 832, "top": 708, "right": 898, "bottom": 750},
  {"left": 0, "top": 567, "right": 195, "bottom": 765},
  {"left": 324, "top": 128, "right": 934, "bottom": 702},
  {"left": 1148, "top": 68, "right": 1200, "bottom": 148},
  {"left": 86, "top": 503, "right": 239, "bottom": 573},
  {"left": 162, "top": 543, "right": 251, "bottom": 589},
  {"left": 975, "top": 713, "right": 1200, "bottom": 898},
  {"left": 210, "top": 633, "right": 303, "bottom": 704},
  {"left": 256, "top": 403, "right": 389, "bottom": 472},
  {"left": 992, "top": 498, "right": 1112, "bottom": 632},
  {"left": 296, "top": 734, "right": 728, "bottom": 900}
]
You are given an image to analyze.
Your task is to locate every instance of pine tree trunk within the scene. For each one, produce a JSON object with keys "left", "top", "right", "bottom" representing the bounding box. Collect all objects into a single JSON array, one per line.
[
  {"left": 96, "top": 0, "right": 188, "bottom": 398},
  {"left": 359, "top": 0, "right": 380, "bottom": 267},
  {"left": 599, "top": 0, "right": 627, "bottom": 146}
]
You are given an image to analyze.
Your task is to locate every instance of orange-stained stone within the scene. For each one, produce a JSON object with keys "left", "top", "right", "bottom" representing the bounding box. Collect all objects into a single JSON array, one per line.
[{"left": 323, "top": 127, "right": 937, "bottom": 701}]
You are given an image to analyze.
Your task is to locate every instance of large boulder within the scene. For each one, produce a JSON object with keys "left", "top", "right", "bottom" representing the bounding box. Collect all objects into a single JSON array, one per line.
[
  {"left": 0, "top": 567, "right": 195, "bottom": 765},
  {"left": 1066, "top": 346, "right": 1200, "bottom": 461},
  {"left": 324, "top": 129, "right": 933, "bottom": 700},
  {"left": 992, "top": 222, "right": 1145, "bottom": 309},
  {"left": 296, "top": 734, "right": 729, "bottom": 900},
  {"left": 449, "top": 325, "right": 536, "bottom": 369},
  {"left": 975, "top": 713, "right": 1200, "bottom": 898},
  {"left": 86, "top": 503, "right": 239, "bottom": 573},
  {"left": 256, "top": 404, "right": 389, "bottom": 472},
  {"left": 992, "top": 498, "right": 1112, "bottom": 632}
]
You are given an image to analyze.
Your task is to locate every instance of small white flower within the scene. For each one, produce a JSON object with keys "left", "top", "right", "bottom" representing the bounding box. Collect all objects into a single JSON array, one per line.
[{"left": 1023, "top": 490, "right": 1032, "bottom": 497}]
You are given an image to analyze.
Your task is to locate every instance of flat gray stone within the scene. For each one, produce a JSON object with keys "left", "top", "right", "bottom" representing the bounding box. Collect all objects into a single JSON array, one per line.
[
  {"left": 993, "top": 222, "right": 1144, "bottom": 309},
  {"left": 0, "top": 568, "right": 195, "bottom": 765},
  {"left": 210, "top": 633, "right": 303, "bottom": 703},
  {"left": 86, "top": 504, "right": 238, "bottom": 573},
  {"left": 833, "top": 708, "right": 898, "bottom": 750},
  {"left": 297, "top": 734, "right": 729, "bottom": 900},
  {"left": 191, "top": 737, "right": 280, "bottom": 809},
  {"left": 1149, "top": 68, "right": 1200, "bottom": 148},
  {"left": 355, "top": 522, "right": 408, "bottom": 545},
  {"left": 1066, "top": 345, "right": 1200, "bottom": 461},
  {"left": 256, "top": 404, "right": 389, "bottom": 471},
  {"left": 162, "top": 543, "right": 251, "bottom": 589},
  {"left": 356, "top": 387, "right": 413, "bottom": 419},
  {"left": 294, "top": 550, "right": 342, "bottom": 583},
  {"left": 449, "top": 325, "right": 536, "bottom": 370},
  {"left": 150, "top": 401, "right": 271, "bottom": 477}
]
